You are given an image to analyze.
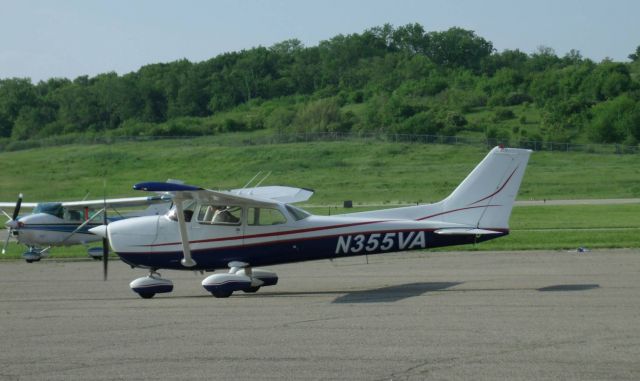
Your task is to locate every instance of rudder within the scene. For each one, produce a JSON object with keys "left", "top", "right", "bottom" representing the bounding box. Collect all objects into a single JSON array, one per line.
[{"left": 439, "top": 146, "right": 532, "bottom": 229}]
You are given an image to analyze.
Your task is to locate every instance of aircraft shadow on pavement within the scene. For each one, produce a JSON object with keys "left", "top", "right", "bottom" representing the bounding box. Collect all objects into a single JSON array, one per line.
[
  {"left": 537, "top": 284, "right": 600, "bottom": 292},
  {"left": 332, "top": 282, "right": 462, "bottom": 304}
]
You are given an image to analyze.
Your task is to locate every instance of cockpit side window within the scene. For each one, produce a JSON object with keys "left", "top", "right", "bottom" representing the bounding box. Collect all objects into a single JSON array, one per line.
[
  {"left": 248, "top": 207, "right": 287, "bottom": 226},
  {"left": 196, "top": 204, "right": 242, "bottom": 225}
]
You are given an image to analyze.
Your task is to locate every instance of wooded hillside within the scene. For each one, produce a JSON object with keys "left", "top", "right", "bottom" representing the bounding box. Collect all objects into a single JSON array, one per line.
[{"left": 1, "top": 24, "right": 640, "bottom": 146}]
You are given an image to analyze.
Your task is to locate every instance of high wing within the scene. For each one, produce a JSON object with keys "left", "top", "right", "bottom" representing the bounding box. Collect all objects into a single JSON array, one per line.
[
  {"left": 230, "top": 186, "right": 314, "bottom": 203},
  {"left": 0, "top": 196, "right": 171, "bottom": 211},
  {"left": 61, "top": 195, "right": 171, "bottom": 210},
  {"left": 0, "top": 202, "right": 38, "bottom": 209},
  {"left": 133, "top": 182, "right": 312, "bottom": 206}
]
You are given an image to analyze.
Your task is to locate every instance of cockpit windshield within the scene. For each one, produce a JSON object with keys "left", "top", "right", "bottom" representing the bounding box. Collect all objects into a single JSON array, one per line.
[
  {"left": 33, "top": 203, "right": 64, "bottom": 218},
  {"left": 285, "top": 204, "right": 311, "bottom": 221},
  {"left": 166, "top": 201, "right": 196, "bottom": 222}
]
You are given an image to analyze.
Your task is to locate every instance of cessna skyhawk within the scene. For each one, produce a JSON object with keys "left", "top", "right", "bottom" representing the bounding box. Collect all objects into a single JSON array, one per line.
[
  {"left": 1, "top": 194, "right": 171, "bottom": 262},
  {"left": 91, "top": 147, "right": 531, "bottom": 299}
]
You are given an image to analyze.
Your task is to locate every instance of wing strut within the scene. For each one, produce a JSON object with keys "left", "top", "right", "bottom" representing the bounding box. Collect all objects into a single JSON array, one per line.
[{"left": 175, "top": 198, "right": 196, "bottom": 267}]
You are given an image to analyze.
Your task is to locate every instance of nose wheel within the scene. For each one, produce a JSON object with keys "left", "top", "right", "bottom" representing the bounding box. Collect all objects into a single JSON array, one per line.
[
  {"left": 23, "top": 246, "right": 49, "bottom": 263},
  {"left": 130, "top": 270, "right": 174, "bottom": 299}
]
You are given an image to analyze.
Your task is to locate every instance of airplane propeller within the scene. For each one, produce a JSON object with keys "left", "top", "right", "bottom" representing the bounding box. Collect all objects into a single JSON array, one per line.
[
  {"left": 102, "top": 207, "right": 108, "bottom": 281},
  {"left": 2, "top": 194, "right": 23, "bottom": 254},
  {"left": 102, "top": 183, "right": 109, "bottom": 281}
]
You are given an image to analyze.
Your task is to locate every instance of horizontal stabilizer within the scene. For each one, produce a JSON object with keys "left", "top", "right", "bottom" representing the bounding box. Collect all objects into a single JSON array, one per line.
[{"left": 434, "top": 228, "right": 503, "bottom": 235}]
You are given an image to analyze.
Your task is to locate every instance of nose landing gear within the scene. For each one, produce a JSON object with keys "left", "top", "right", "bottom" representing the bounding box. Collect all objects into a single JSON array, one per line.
[
  {"left": 22, "top": 246, "right": 49, "bottom": 263},
  {"left": 129, "top": 270, "right": 174, "bottom": 299}
]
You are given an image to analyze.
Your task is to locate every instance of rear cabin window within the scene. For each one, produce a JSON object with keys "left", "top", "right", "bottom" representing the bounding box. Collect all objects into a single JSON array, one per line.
[
  {"left": 248, "top": 207, "right": 287, "bottom": 226},
  {"left": 64, "top": 209, "right": 83, "bottom": 221},
  {"left": 196, "top": 204, "right": 242, "bottom": 225},
  {"left": 285, "top": 204, "right": 311, "bottom": 221}
]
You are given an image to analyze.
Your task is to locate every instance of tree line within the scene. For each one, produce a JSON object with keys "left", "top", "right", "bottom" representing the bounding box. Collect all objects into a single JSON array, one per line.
[{"left": 1, "top": 23, "right": 639, "bottom": 145}]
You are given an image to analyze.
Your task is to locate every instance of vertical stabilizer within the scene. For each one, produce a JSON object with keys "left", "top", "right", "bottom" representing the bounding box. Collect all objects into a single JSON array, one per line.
[
  {"left": 340, "top": 146, "right": 531, "bottom": 230},
  {"left": 438, "top": 146, "right": 531, "bottom": 228}
]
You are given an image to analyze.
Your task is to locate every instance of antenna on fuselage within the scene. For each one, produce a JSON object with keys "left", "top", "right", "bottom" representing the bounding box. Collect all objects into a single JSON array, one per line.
[
  {"left": 242, "top": 171, "right": 263, "bottom": 189},
  {"left": 254, "top": 171, "right": 272, "bottom": 188}
]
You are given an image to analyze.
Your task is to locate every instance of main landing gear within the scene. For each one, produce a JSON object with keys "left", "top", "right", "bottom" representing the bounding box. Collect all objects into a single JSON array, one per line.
[
  {"left": 22, "top": 246, "right": 49, "bottom": 263},
  {"left": 202, "top": 263, "right": 278, "bottom": 298},
  {"left": 129, "top": 262, "right": 278, "bottom": 299}
]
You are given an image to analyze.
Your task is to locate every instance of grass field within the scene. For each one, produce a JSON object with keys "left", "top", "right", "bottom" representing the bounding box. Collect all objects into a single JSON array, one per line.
[
  {"left": 1, "top": 138, "right": 639, "bottom": 202},
  {"left": 0, "top": 137, "right": 639, "bottom": 258}
]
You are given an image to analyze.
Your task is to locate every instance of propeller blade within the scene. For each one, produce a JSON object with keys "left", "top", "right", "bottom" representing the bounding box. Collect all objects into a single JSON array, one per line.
[
  {"left": 1, "top": 209, "right": 12, "bottom": 221},
  {"left": 103, "top": 185, "right": 108, "bottom": 281},
  {"left": 2, "top": 229, "right": 11, "bottom": 255},
  {"left": 2, "top": 194, "right": 22, "bottom": 255},
  {"left": 12, "top": 194, "right": 23, "bottom": 221},
  {"left": 102, "top": 236, "right": 108, "bottom": 281}
]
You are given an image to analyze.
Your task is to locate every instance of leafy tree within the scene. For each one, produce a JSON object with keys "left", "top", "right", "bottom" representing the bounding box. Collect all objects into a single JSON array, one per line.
[
  {"left": 0, "top": 23, "right": 639, "bottom": 146},
  {"left": 390, "top": 23, "right": 427, "bottom": 53},
  {"left": 424, "top": 27, "right": 493, "bottom": 71},
  {"left": 0, "top": 78, "right": 38, "bottom": 125},
  {"left": 528, "top": 46, "right": 560, "bottom": 71},
  {"left": 481, "top": 49, "right": 528, "bottom": 75},
  {"left": 629, "top": 46, "right": 640, "bottom": 62},
  {"left": 291, "top": 98, "right": 349, "bottom": 133},
  {"left": 11, "top": 106, "right": 55, "bottom": 139},
  {"left": 588, "top": 95, "right": 640, "bottom": 143}
]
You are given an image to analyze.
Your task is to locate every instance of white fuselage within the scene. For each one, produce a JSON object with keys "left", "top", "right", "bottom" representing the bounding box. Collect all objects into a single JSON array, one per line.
[{"left": 15, "top": 213, "right": 100, "bottom": 247}]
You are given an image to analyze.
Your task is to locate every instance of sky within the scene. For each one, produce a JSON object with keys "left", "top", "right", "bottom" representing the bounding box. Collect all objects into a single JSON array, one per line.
[{"left": 1, "top": 0, "right": 639, "bottom": 82}]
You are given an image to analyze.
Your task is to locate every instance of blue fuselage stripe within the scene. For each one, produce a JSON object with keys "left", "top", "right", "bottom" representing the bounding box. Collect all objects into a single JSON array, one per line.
[{"left": 116, "top": 230, "right": 506, "bottom": 270}]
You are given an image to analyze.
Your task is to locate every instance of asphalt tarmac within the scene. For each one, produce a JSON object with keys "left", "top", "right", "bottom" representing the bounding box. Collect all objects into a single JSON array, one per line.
[{"left": 0, "top": 249, "right": 639, "bottom": 380}]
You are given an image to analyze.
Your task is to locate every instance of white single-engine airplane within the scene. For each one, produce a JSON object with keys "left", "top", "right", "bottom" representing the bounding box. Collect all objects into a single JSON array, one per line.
[
  {"left": 1, "top": 194, "right": 171, "bottom": 262},
  {"left": 91, "top": 146, "right": 531, "bottom": 299}
]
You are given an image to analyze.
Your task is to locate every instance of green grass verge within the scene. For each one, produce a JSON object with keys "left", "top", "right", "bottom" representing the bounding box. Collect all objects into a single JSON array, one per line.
[{"left": 1, "top": 138, "right": 639, "bottom": 203}]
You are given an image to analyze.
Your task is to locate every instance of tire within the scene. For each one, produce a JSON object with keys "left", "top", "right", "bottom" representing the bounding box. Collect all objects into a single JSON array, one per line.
[
  {"left": 138, "top": 293, "right": 155, "bottom": 299},
  {"left": 211, "top": 290, "right": 233, "bottom": 298},
  {"left": 242, "top": 286, "right": 261, "bottom": 293}
]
